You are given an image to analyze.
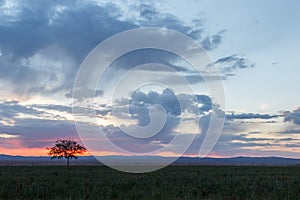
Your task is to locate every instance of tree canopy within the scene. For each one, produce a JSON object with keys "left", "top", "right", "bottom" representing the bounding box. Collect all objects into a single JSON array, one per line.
[{"left": 47, "top": 139, "right": 87, "bottom": 166}]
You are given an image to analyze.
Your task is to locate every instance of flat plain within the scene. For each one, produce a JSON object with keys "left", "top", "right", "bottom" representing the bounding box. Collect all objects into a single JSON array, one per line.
[{"left": 1, "top": 165, "right": 300, "bottom": 199}]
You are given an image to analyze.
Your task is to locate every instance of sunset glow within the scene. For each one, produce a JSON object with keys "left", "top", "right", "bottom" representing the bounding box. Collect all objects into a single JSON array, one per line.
[{"left": 0, "top": 0, "right": 300, "bottom": 159}]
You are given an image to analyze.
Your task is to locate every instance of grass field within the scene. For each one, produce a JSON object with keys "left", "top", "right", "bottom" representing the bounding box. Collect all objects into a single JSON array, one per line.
[{"left": 1, "top": 165, "right": 300, "bottom": 199}]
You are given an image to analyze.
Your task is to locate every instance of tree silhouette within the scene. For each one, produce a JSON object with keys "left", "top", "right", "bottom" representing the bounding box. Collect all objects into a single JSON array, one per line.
[{"left": 47, "top": 139, "right": 87, "bottom": 166}]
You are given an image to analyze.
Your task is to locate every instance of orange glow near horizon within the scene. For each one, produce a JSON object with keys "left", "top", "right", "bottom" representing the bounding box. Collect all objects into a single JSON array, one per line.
[
  {"left": 0, "top": 147, "right": 49, "bottom": 156},
  {"left": 0, "top": 147, "right": 93, "bottom": 157},
  {"left": 1, "top": 146, "right": 299, "bottom": 158},
  {"left": 1, "top": 147, "right": 300, "bottom": 158},
  {"left": 0, "top": 147, "right": 225, "bottom": 157}
]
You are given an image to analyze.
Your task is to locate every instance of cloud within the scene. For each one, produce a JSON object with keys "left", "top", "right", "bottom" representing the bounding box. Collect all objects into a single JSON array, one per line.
[
  {"left": 210, "top": 54, "right": 255, "bottom": 76},
  {"left": 180, "top": 129, "right": 287, "bottom": 156},
  {"left": 6, "top": 92, "right": 285, "bottom": 157},
  {"left": 1, "top": 90, "right": 297, "bottom": 157},
  {"left": 0, "top": 133, "right": 19, "bottom": 139},
  {"left": 108, "top": 49, "right": 193, "bottom": 73},
  {"left": 277, "top": 129, "right": 300, "bottom": 134},
  {"left": 0, "top": 0, "right": 130, "bottom": 59},
  {"left": 283, "top": 108, "right": 300, "bottom": 125},
  {"left": 111, "top": 89, "right": 183, "bottom": 129},
  {"left": 226, "top": 112, "right": 279, "bottom": 120},
  {"left": 0, "top": 1, "right": 221, "bottom": 97},
  {"left": 0, "top": 5, "right": 105, "bottom": 96},
  {"left": 0, "top": 100, "right": 78, "bottom": 148},
  {"left": 181, "top": 112, "right": 300, "bottom": 156},
  {"left": 0, "top": 0, "right": 136, "bottom": 97},
  {"left": 0, "top": 1, "right": 262, "bottom": 156},
  {"left": 96, "top": 89, "right": 223, "bottom": 154},
  {"left": 0, "top": 0, "right": 235, "bottom": 99},
  {"left": 65, "top": 88, "right": 104, "bottom": 101},
  {"left": 139, "top": 4, "right": 159, "bottom": 21},
  {"left": 0, "top": 100, "right": 45, "bottom": 118},
  {"left": 285, "top": 143, "right": 300, "bottom": 148},
  {"left": 0, "top": 89, "right": 214, "bottom": 152},
  {"left": 176, "top": 53, "right": 255, "bottom": 83},
  {"left": 113, "top": 89, "right": 213, "bottom": 125},
  {"left": 200, "top": 30, "right": 226, "bottom": 51},
  {"left": 104, "top": 116, "right": 179, "bottom": 153},
  {"left": 137, "top": 3, "right": 225, "bottom": 51},
  {"left": 31, "top": 104, "right": 73, "bottom": 114},
  {"left": 137, "top": 4, "right": 198, "bottom": 38},
  {"left": 0, "top": 116, "right": 78, "bottom": 148}
]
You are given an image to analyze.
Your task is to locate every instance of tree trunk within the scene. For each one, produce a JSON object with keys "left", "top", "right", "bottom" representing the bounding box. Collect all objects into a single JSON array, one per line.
[{"left": 67, "top": 157, "right": 70, "bottom": 166}]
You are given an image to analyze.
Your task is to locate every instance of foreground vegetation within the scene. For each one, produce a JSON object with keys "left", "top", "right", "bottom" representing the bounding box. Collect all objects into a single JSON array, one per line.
[{"left": 0, "top": 165, "right": 300, "bottom": 199}]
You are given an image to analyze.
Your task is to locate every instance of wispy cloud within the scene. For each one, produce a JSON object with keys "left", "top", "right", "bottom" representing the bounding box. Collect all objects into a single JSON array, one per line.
[{"left": 209, "top": 54, "right": 255, "bottom": 77}]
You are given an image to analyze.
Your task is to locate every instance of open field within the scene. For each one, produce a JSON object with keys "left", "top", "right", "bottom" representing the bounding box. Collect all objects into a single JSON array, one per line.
[{"left": 1, "top": 165, "right": 300, "bottom": 199}]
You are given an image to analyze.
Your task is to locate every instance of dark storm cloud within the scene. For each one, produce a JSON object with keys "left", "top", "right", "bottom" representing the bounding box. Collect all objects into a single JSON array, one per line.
[{"left": 283, "top": 108, "right": 300, "bottom": 125}]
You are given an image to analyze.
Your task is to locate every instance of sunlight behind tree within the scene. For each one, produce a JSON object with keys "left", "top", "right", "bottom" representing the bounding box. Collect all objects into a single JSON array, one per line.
[{"left": 47, "top": 139, "right": 87, "bottom": 166}]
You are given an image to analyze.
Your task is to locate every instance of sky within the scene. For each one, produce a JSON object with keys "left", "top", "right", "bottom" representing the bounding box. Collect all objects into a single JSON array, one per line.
[{"left": 0, "top": 0, "right": 300, "bottom": 158}]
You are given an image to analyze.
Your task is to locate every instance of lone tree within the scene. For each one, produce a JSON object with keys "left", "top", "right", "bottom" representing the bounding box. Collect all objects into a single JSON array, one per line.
[{"left": 47, "top": 139, "right": 87, "bottom": 166}]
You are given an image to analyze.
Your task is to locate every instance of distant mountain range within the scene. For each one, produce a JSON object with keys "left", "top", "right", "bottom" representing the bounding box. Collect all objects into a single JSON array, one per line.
[
  {"left": 0, "top": 154, "right": 300, "bottom": 166},
  {"left": 174, "top": 156, "right": 300, "bottom": 165}
]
